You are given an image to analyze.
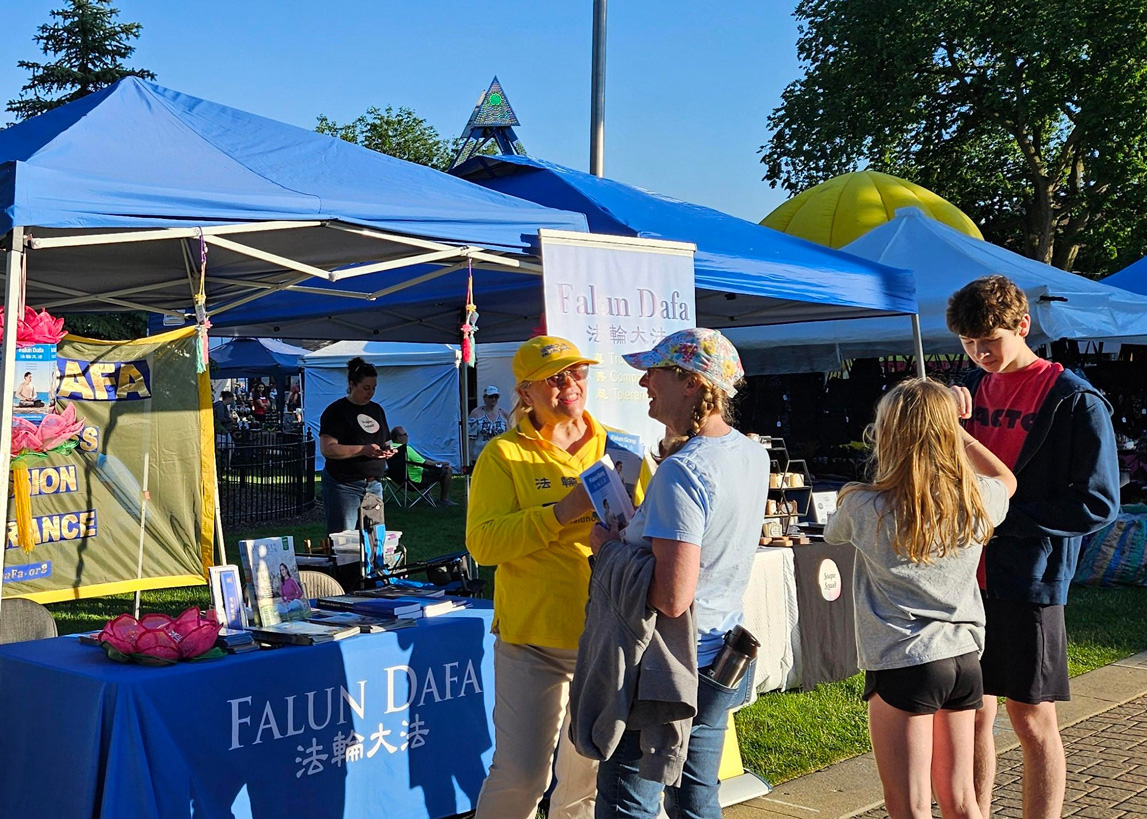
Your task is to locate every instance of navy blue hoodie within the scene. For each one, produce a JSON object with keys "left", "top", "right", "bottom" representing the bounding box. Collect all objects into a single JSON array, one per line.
[{"left": 965, "top": 367, "right": 1119, "bottom": 606}]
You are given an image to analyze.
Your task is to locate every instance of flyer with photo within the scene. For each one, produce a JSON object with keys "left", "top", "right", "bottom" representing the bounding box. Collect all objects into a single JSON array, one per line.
[
  {"left": 604, "top": 431, "right": 643, "bottom": 503},
  {"left": 580, "top": 455, "right": 636, "bottom": 530}
]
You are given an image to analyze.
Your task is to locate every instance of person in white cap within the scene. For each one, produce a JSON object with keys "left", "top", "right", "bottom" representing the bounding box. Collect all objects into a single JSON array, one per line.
[{"left": 468, "top": 384, "right": 510, "bottom": 465}]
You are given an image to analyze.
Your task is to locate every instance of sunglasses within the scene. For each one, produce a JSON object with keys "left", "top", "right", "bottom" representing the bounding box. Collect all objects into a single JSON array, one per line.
[{"left": 540, "top": 364, "right": 590, "bottom": 388}]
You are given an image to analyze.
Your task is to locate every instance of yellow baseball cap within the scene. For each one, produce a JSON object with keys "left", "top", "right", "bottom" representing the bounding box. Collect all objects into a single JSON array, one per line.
[{"left": 512, "top": 336, "right": 598, "bottom": 383}]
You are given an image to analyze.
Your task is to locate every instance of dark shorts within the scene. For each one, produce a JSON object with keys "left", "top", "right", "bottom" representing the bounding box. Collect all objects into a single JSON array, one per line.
[
  {"left": 863, "top": 652, "right": 983, "bottom": 715},
  {"left": 980, "top": 595, "right": 1070, "bottom": 704},
  {"left": 417, "top": 463, "right": 447, "bottom": 485}
]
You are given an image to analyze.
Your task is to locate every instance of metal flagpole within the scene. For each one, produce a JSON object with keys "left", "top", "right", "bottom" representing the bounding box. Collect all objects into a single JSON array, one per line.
[
  {"left": 911, "top": 314, "right": 926, "bottom": 377},
  {"left": 0, "top": 228, "right": 27, "bottom": 629},
  {"left": 590, "top": 0, "right": 607, "bottom": 176}
]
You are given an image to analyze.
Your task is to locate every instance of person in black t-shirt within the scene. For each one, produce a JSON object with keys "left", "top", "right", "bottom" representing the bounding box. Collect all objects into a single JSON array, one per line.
[{"left": 318, "top": 356, "right": 396, "bottom": 535}]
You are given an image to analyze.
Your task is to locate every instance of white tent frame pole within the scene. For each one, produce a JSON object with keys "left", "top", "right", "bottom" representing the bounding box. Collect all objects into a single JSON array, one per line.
[
  {"left": 325, "top": 223, "right": 524, "bottom": 269},
  {"left": 26, "top": 221, "right": 323, "bottom": 250},
  {"left": 39, "top": 276, "right": 194, "bottom": 311},
  {"left": 911, "top": 314, "right": 926, "bottom": 378},
  {"left": 327, "top": 249, "right": 466, "bottom": 281},
  {"left": 209, "top": 273, "right": 316, "bottom": 317},
  {"left": 0, "top": 228, "right": 27, "bottom": 618},
  {"left": 204, "top": 276, "right": 377, "bottom": 300},
  {"left": 2, "top": 274, "right": 186, "bottom": 317},
  {"left": 204, "top": 236, "right": 336, "bottom": 282},
  {"left": 367, "top": 261, "right": 468, "bottom": 300}
]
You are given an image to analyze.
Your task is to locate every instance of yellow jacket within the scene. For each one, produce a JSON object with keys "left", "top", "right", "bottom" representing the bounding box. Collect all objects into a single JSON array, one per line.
[{"left": 466, "top": 411, "right": 608, "bottom": 650}]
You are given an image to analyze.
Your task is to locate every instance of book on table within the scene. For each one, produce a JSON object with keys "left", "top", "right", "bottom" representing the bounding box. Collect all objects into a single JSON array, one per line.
[
  {"left": 208, "top": 564, "right": 247, "bottom": 629},
  {"left": 316, "top": 594, "right": 424, "bottom": 618},
  {"left": 247, "top": 621, "right": 360, "bottom": 645},
  {"left": 307, "top": 611, "right": 419, "bottom": 633},
  {"left": 356, "top": 584, "right": 445, "bottom": 599},
  {"left": 238, "top": 536, "right": 312, "bottom": 626},
  {"left": 580, "top": 454, "right": 636, "bottom": 530}
]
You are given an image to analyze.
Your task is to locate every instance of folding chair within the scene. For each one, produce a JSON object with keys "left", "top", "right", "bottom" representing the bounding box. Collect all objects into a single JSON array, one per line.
[
  {"left": 298, "top": 570, "right": 345, "bottom": 599},
  {"left": 383, "top": 447, "right": 437, "bottom": 508},
  {"left": 0, "top": 598, "right": 58, "bottom": 644}
]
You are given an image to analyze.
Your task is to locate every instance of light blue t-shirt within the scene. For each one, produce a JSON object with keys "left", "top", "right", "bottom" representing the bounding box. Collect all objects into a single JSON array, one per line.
[{"left": 623, "top": 430, "right": 771, "bottom": 667}]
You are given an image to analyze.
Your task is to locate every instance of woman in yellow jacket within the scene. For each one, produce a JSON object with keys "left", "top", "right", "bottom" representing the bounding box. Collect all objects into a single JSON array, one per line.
[{"left": 467, "top": 336, "right": 606, "bottom": 819}]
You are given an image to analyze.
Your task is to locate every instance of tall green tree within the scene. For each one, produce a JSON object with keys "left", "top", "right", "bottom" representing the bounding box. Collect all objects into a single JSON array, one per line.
[
  {"left": 316, "top": 106, "right": 461, "bottom": 171},
  {"left": 760, "top": 0, "right": 1147, "bottom": 275},
  {"left": 7, "top": 0, "right": 155, "bottom": 121}
]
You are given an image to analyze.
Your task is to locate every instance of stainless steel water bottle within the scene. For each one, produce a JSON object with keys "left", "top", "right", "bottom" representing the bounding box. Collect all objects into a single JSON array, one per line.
[{"left": 706, "top": 624, "right": 761, "bottom": 687}]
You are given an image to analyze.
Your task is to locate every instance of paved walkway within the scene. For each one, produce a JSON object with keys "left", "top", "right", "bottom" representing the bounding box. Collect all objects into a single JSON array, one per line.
[{"left": 725, "top": 650, "right": 1147, "bottom": 818}]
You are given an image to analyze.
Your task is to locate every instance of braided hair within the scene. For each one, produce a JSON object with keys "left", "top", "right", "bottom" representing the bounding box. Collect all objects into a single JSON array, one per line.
[{"left": 661, "top": 366, "right": 737, "bottom": 457}]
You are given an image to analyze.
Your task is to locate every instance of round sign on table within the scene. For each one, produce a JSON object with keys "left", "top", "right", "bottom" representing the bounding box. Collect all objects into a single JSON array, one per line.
[{"left": 818, "top": 558, "right": 842, "bottom": 601}]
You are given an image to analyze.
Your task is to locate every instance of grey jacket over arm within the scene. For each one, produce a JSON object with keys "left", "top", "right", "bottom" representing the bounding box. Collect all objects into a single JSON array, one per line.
[{"left": 569, "top": 539, "right": 698, "bottom": 786}]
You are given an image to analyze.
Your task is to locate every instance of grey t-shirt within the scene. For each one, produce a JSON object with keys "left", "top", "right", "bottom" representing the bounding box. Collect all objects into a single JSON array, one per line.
[
  {"left": 622, "top": 430, "right": 771, "bottom": 667},
  {"left": 824, "top": 476, "right": 1009, "bottom": 671}
]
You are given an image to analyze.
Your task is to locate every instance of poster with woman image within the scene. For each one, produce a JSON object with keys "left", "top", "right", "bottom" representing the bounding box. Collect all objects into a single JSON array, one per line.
[{"left": 239, "top": 536, "right": 311, "bottom": 625}]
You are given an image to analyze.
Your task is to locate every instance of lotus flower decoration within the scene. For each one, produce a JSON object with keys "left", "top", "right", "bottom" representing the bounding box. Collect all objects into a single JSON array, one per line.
[
  {"left": 99, "top": 607, "right": 224, "bottom": 665},
  {"left": 10, "top": 403, "right": 85, "bottom": 464},
  {"left": 0, "top": 306, "right": 66, "bottom": 347}
]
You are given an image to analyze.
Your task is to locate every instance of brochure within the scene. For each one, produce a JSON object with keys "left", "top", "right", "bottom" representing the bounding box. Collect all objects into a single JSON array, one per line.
[
  {"left": 580, "top": 454, "right": 636, "bottom": 531},
  {"left": 604, "top": 431, "right": 643, "bottom": 503},
  {"left": 238, "top": 536, "right": 311, "bottom": 626},
  {"left": 208, "top": 564, "right": 247, "bottom": 629}
]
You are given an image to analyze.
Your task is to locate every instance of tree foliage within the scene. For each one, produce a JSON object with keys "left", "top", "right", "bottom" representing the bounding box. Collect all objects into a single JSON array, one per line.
[
  {"left": 760, "top": 0, "right": 1147, "bottom": 275},
  {"left": 62, "top": 312, "right": 148, "bottom": 341},
  {"left": 316, "top": 106, "right": 461, "bottom": 171},
  {"left": 7, "top": 0, "right": 155, "bottom": 121}
]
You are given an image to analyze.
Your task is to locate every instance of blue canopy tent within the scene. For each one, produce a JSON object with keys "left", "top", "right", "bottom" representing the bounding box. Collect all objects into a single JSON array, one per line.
[
  {"left": 210, "top": 338, "right": 307, "bottom": 379},
  {"left": 206, "top": 156, "right": 918, "bottom": 340},
  {"left": 0, "top": 78, "right": 591, "bottom": 581},
  {"left": 1104, "top": 257, "right": 1147, "bottom": 296}
]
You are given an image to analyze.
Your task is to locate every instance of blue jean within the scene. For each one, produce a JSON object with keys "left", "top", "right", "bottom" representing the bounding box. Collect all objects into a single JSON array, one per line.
[
  {"left": 321, "top": 470, "right": 382, "bottom": 535},
  {"left": 595, "top": 667, "right": 752, "bottom": 819}
]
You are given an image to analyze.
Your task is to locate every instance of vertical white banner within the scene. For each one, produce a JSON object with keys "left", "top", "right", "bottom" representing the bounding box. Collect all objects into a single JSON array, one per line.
[{"left": 540, "top": 230, "right": 696, "bottom": 451}]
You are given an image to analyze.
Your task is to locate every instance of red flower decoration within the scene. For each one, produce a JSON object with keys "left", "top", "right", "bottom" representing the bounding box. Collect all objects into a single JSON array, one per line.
[{"left": 98, "top": 607, "right": 223, "bottom": 665}]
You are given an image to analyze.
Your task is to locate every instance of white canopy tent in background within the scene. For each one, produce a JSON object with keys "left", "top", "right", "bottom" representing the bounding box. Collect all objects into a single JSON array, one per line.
[
  {"left": 303, "top": 342, "right": 463, "bottom": 470},
  {"left": 727, "top": 208, "right": 1147, "bottom": 374}
]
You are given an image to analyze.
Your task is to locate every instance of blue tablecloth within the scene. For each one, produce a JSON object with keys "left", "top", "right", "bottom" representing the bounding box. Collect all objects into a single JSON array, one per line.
[{"left": 0, "top": 604, "right": 496, "bottom": 819}]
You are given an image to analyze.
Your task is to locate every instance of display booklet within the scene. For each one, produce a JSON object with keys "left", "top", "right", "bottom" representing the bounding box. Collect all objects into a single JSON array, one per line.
[
  {"left": 238, "top": 536, "right": 312, "bottom": 626},
  {"left": 604, "top": 432, "right": 643, "bottom": 503},
  {"left": 247, "top": 621, "right": 359, "bottom": 645},
  {"left": 580, "top": 455, "right": 636, "bottom": 530},
  {"left": 209, "top": 564, "right": 247, "bottom": 629},
  {"left": 308, "top": 611, "right": 418, "bottom": 633}
]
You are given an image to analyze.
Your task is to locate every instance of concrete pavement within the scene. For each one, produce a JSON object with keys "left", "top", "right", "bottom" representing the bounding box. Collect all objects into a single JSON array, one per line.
[{"left": 725, "top": 650, "right": 1147, "bottom": 818}]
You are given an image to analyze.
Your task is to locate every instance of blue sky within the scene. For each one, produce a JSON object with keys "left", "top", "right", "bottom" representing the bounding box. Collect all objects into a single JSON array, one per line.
[{"left": 0, "top": 0, "right": 801, "bottom": 222}]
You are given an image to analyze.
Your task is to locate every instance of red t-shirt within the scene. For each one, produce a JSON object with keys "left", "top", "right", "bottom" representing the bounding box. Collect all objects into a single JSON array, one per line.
[{"left": 968, "top": 357, "right": 1063, "bottom": 586}]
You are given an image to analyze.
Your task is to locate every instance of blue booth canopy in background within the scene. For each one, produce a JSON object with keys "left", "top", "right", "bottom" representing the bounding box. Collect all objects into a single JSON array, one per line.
[
  {"left": 205, "top": 156, "right": 917, "bottom": 340},
  {"left": 1104, "top": 257, "right": 1147, "bottom": 297},
  {"left": 452, "top": 154, "right": 918, "bottom": 325},
  {"left": 210, "top": 337, "right": 307, "bottom": 379}
]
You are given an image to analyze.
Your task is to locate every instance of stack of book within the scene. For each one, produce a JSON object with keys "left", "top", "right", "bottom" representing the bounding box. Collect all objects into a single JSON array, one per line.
[
  {"left": 308, "top": 610, "right": 418, "bottom": 633},
  {"left": 316, "top": 593, "right": 469, "bottom": 619},
  {"left": 216, "top": 628, "right": 261, "bottom": 654},
  {"left": 246, "top": 621, "right": 360, "bottom": 645}
]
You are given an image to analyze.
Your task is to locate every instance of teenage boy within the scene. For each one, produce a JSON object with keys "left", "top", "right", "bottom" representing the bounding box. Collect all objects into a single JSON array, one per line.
[{"left": 946, "top": 275, "right": 1118, "bottom": 819}]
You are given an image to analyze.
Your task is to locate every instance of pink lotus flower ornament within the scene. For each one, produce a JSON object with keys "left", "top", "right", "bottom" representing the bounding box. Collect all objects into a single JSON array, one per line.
[
  {"left": 2, "top": 306, "right": 66, "bottom": 346},
  {"left": 11, "top": 418, "right": 43, "bottom": 453},
  {"left": 37, "top": 403, "right": 83, "bottom": 450},
  {"left": 98, "top": 607, "right": 224, "bottom": 665}
]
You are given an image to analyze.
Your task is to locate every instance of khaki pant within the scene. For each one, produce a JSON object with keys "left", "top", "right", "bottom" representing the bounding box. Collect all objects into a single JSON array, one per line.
[{"left": 474, "top": 639, "right": 598, "bottom": 819}]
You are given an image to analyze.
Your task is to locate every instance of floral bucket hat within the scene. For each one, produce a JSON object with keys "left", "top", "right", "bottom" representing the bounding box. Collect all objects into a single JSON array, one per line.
[{"left": 622, "top": 328, "right": 745, "bottom": 396}]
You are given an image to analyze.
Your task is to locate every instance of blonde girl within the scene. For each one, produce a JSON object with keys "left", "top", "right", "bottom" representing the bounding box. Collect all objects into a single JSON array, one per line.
[{"left": 825, "top": 378, "right": 1016, "bottom": 819}]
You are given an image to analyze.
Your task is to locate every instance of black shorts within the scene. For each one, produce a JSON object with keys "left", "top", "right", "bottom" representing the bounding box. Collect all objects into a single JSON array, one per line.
[
  {"left": 417, "top": 463, "right": 446, "bottom": 484},
  {"left": 863, "top": 652, "right": 983, "bottom": 715},
  {"left": 980, "top": 595, "right": 1070, "bottom": 704}
]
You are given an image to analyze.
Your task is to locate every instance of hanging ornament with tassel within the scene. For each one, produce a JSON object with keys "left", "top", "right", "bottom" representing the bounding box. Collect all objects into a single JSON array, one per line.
[{"left": 460, "top": 258, "right": 479, "bottom": 369}]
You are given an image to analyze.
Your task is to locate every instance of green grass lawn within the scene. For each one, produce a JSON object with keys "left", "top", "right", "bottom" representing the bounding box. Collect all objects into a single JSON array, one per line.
[{"left": 42, "top": 485, "right": 1147, "bottom": 787}]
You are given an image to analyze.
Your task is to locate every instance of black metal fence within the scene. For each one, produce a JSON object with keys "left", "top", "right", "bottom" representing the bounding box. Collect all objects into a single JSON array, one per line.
[{"left": 217, "top": 431, "right": 316, "bottom": 527}]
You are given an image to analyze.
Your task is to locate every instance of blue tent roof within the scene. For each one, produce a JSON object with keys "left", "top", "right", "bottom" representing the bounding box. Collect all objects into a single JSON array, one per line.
[
  {"left": 0, "top": 78, "right": 587, "bottom": 246},
  {"left": 209, "top": 337, "right": 308, "bottom": 378},
  {"left": 452, "top": 155, "right": 918, "bottom": 324},
  {"left": 1104, "top": 257, "right": 1147, "bottom": 296},
  {"left": 1, "top": 79, "right": 589, "bottom": 315}
]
